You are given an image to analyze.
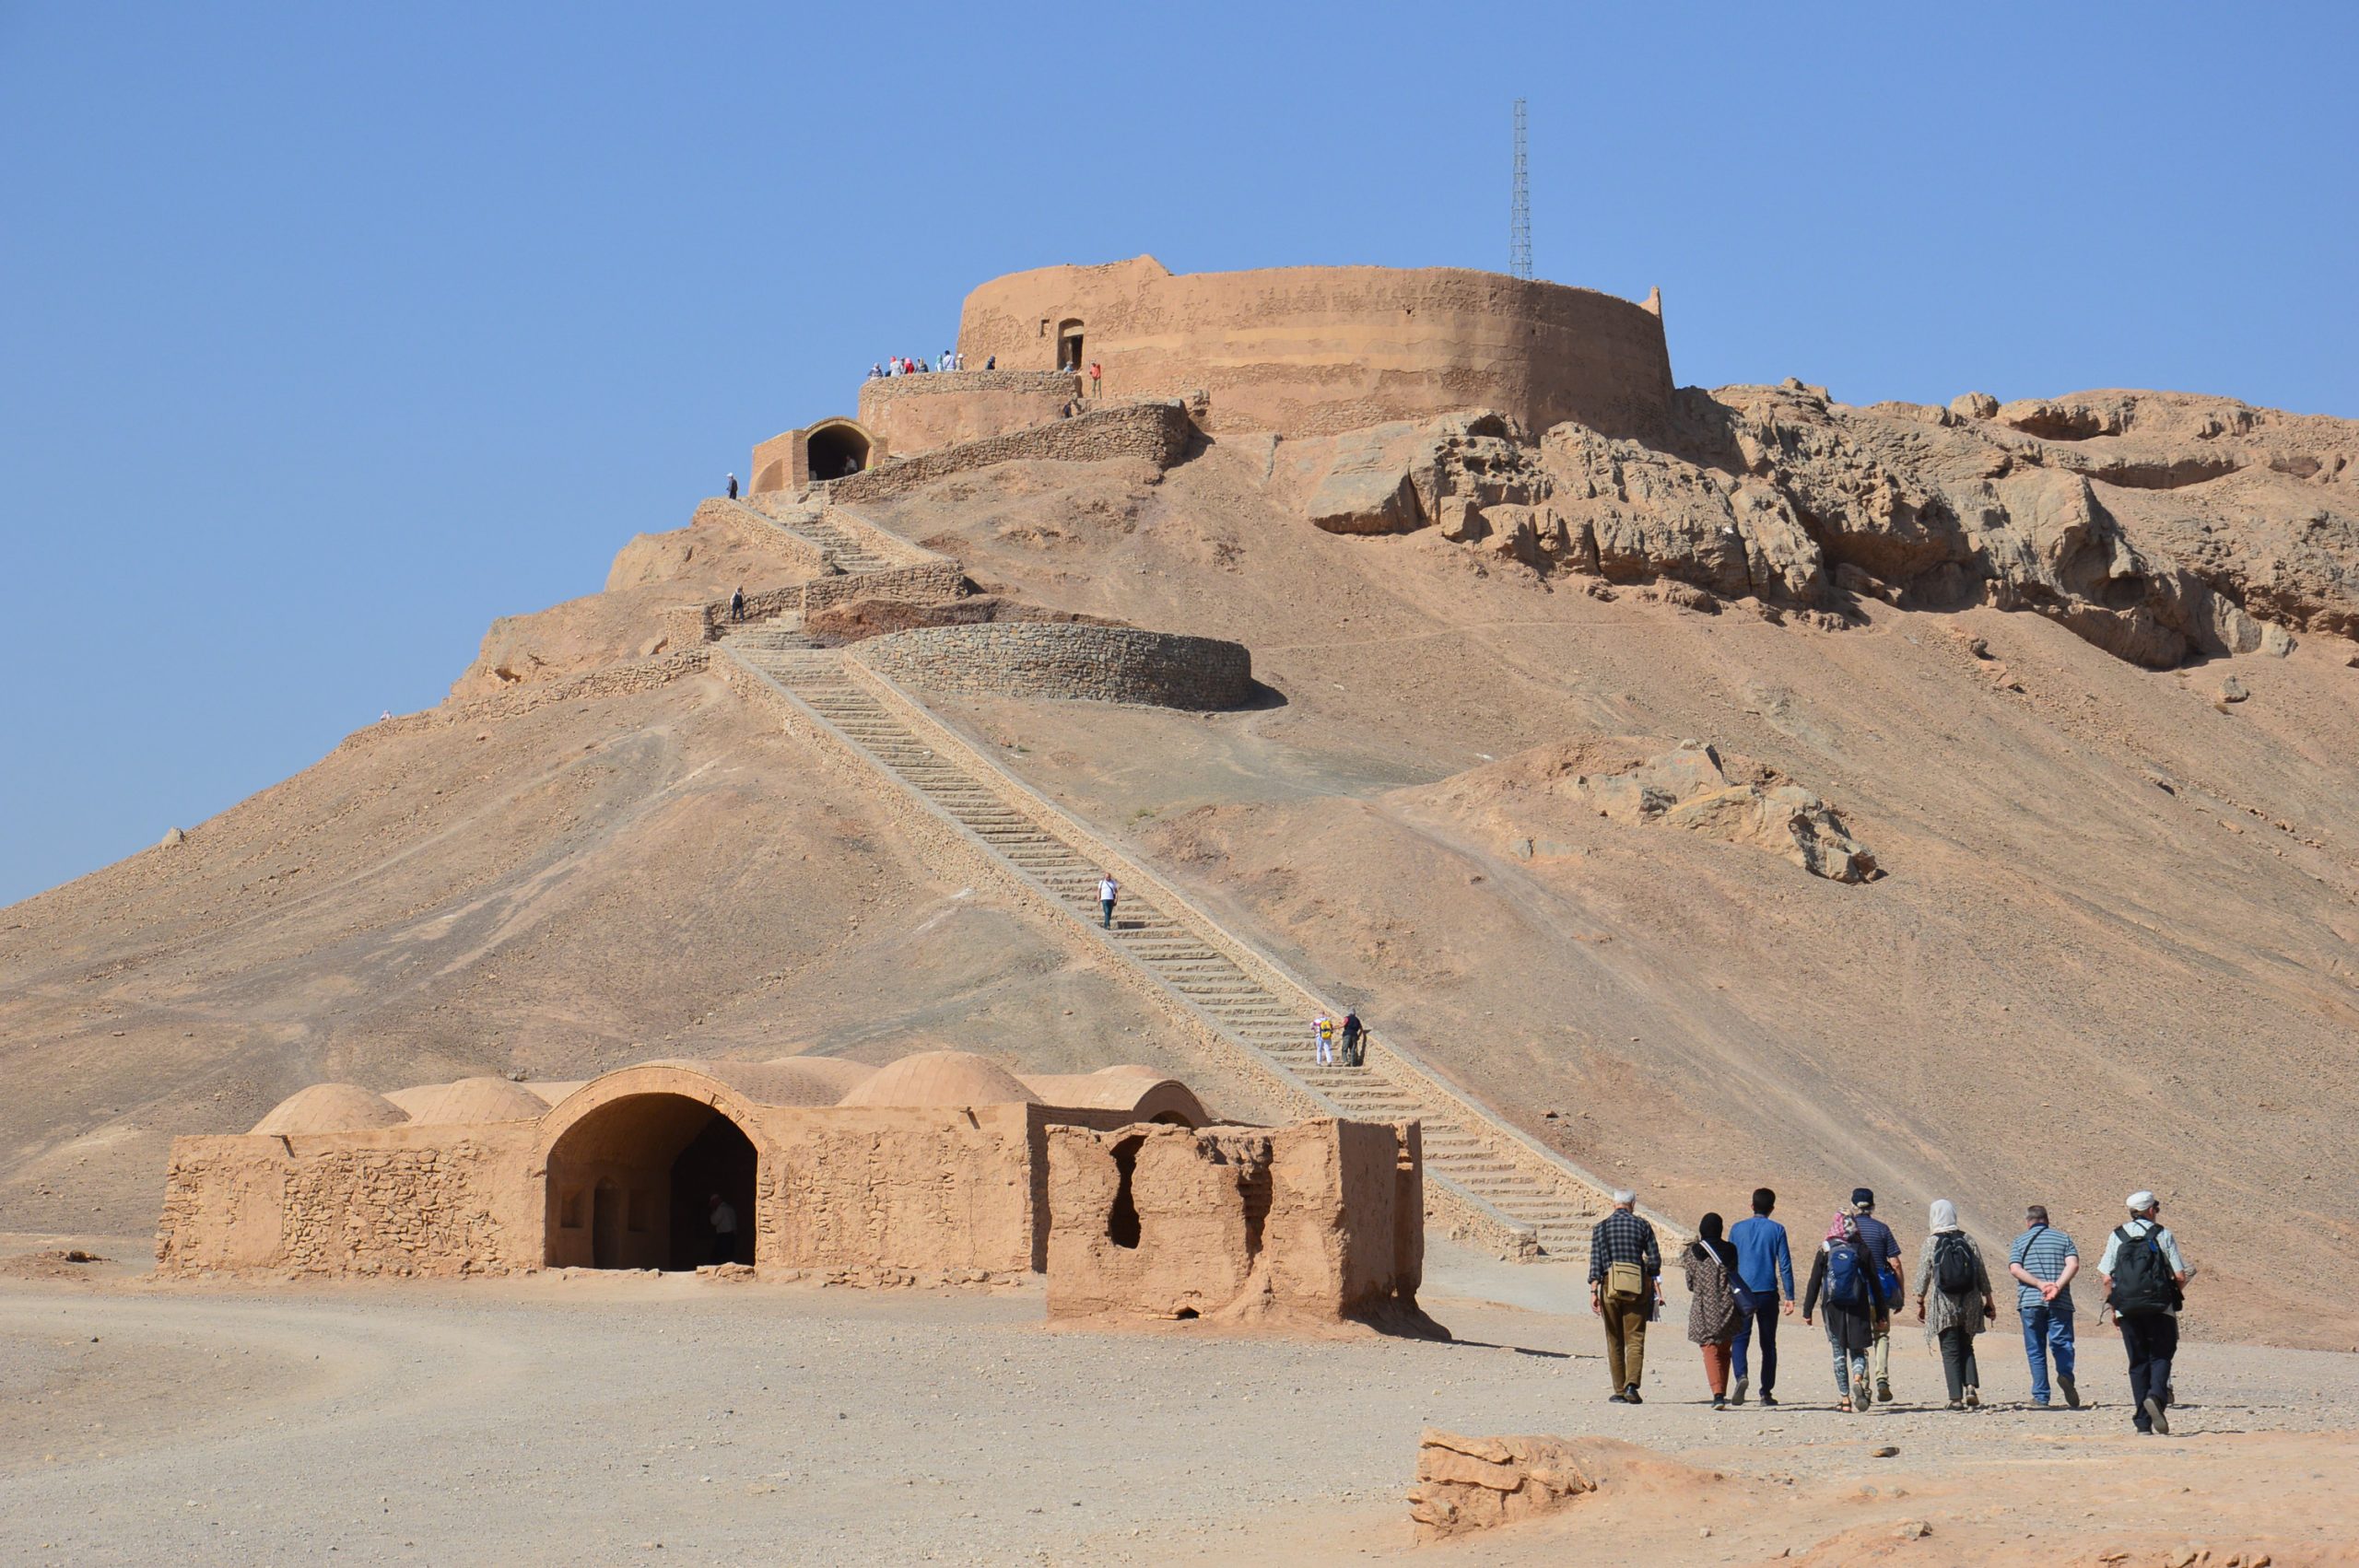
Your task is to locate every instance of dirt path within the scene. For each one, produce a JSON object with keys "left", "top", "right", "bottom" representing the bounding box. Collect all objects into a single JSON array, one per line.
[{"left": 3, "top": 1245, "right": 2355, "bottom": 1564}]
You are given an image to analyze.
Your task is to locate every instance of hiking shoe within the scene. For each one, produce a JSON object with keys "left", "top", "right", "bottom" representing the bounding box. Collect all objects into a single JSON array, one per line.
[
  {"left": 1965, "top": 1386, "right": 1980, "bottom": 1409},
  {"left": 1624, "top": 1385, "right": 1643, "bottom": 1405},
  {"left": 1760, "top": 1394, "right": 1779, "bottom": 1408},
  {"left": 1712, "top": 1396, "right": 1728, "bottom": 1410},
  {"left": 1731, "top": 1376, "right": 1749, "bottom": 1407},
  {"left": 1851, "top": 1372, "right": 1872, "bottom": 1412},
  {"left": 2142, "top": 1395, "right": 2169, "bottom": 1435},
  {"left": 1608, "top": 1391, "right": 1629, "bottom": 1404},
  {"left": 1946, "top": 1398, "right": 1965, "bottom": 1410},
  {"left": 1876, "top": 1379, "right": 1894, "bottom": 1404},
  {"left": 2059, "top": 1374, "right": 2081, "bottom": 1410}
]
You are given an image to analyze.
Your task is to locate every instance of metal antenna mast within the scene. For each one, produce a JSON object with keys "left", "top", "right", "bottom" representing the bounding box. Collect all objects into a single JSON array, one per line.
[{"left": 1508, "top": 98, "right": 1532, "bottom": 281}]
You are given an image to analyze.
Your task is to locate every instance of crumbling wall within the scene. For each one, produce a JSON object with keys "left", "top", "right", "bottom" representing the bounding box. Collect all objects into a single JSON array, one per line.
[
  {"left": 1044, "top": 1118, "right": 1426, "bottom": 1328},
  {"left": 156, "top": 1127, "right": 537, "bottom": 1278},
  {"left": 858, "top": 370, "right": 1081, "bottom": 456},
  {"left": 849, "top": 624, "right": 1253, "bottom": 709},
  {"left": 760, "top": 1104, "right": 1039, "bottom": 1275}
]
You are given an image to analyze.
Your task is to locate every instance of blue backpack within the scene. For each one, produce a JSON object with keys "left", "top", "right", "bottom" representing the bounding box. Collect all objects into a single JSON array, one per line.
[{"left": 1826, "top": 1241, "right": 1868, "bottom": 1310}]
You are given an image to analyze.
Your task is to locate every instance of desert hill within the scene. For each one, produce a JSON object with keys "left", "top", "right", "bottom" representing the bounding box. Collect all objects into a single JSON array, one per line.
[{"left": 5, "top": 380, "right": 2356, "bottom": 1344}]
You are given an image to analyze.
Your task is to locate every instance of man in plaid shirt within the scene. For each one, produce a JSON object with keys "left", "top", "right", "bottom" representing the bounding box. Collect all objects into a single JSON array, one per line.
[{"left": 1588, "top": 1190, "right": 1663, "bottom": 1402}]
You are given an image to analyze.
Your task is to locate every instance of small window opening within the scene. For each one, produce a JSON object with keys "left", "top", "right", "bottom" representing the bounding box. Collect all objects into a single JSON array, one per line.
[
  {"left": 1172, "top": 1307, "right": 1199, "bottom": 1320},
  {"left": 1108, "top": 1134, "right": 1144, "bottom": 1249},
  {"left": 1241, "top": 1161, "right": 1273, "bottom": 1261}
]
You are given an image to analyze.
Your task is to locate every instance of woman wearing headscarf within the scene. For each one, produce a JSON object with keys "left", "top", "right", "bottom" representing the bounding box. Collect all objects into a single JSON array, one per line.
[
  {"left": 1683, "top": 1212, "right": 1743, "bottom": 1409},
  {"left": 1802, "top": 1212, "right": 1888, "bottom": 1411},
  {"left": 1914, "top": 1199, "right": 1999, "bottom": 1409}
]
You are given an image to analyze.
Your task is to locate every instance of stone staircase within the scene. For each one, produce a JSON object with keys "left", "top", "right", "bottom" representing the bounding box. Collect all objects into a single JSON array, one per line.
[{"left": 722, "top": 617, "right": 1620, "bottom": 1258}]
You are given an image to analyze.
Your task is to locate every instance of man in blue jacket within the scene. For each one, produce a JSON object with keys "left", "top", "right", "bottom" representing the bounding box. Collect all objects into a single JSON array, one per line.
[{"left": 1728, "top": 1187, "right": 1797, "bottom": 1406}]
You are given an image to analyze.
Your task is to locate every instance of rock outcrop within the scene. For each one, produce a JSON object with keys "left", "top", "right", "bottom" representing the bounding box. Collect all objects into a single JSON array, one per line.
[
  {"left": 1292, "top": 386, "right": 2357, "bottom": 670},
  {"left": 1407, "top": 1429, "right": 1595, "bottom": 1539}
]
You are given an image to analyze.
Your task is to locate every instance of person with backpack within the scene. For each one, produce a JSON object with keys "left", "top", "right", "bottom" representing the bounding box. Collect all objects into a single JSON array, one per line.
[
  {"left": 1802, "top": 1213, "right": 1888, "bottom": 1412},
  {"left": 2007, "top": 1203, "right": 2081, "bottom": 1409},
  {"left": 1849, "top": 1188, "right": 1906, "bottom": 1402},
  {"left": 1682, "top": 1213, "right": 1744, "bottom": 1409},
  {"left": 1912, "top": 1199, "right": 1998, "bottom": 1410},
  {"left": 1339, "top": 1010, "right": 1363, "bottom": 1067},
  {"left": 1587, "top": 1190, "right": 1662, "bottom": 1404},
  {"left": 2099, "top": 1191, "right": 2192, "bottom": 1435},
  {"left": 1729, "top": 1187, "right": 1798, "bottom": 1407},
  {"left": 729, "top": 585, "right": 745, "bottom": 624}
]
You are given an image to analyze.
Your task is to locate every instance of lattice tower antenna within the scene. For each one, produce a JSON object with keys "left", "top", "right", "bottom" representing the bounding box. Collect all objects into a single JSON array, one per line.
[{"left": 1508, "top": 98, "right": 1532, "bottom": 281}]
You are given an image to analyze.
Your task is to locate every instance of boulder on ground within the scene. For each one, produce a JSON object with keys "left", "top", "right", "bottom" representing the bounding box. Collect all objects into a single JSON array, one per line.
[{"left": 1408, "top": 1428, "right": 1594, "bottom": 1539}]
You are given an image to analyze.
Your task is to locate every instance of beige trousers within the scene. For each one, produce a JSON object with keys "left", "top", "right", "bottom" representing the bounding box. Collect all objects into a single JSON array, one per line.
[{"left": 1601, "top": 1296, "right": 1649, "bottom": 1390}]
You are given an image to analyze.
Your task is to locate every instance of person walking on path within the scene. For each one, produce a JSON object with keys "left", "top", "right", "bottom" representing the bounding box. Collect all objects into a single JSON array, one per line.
[
  {"left": 1340, "top": 1010, "right": 1364, "bottom": 1067},
  {"left": 729, "top": 585, "right": 745, "bottom": 624},
  {"left": 2100, "top": 1191, "right": 2192, "bottom": 1435},
  {"left": 726, "top": 473, "right": 739, "bottom": 500},
  {"left": 1588, "top": 1190, "right": 1662, "bottom": 1404},
  {"left": 707, "top": 1192, "right": 738, "bottom": 1265},
  {"left": 1684, "top": 1213, "right": 1744, "bottom": 1409},
  {"left": 1089, "top": 360, "right": 1103, "bottom": 397},
  {"left": 1913, "top": 1199, "right": 1998, "bottom": 1410},
  {"left": 1802, "top": 1213, "right": 1889, "bottom": 1412},
  {"left": 1312, "top": 1014, "right": 1336, "bottom": 1066},
  {"left": 1729, "top": 1188, "right": 1798, "bottom": 1407},
  {"left": 1097, "top": 873, "right": 1120, "bottom": 930},
  {"left": 1850, "top": 1188, "right": 1906, "bottom": 1402},
  {"left": 2008, "top": 1204, "right": 2081, "bottom": 1409}
]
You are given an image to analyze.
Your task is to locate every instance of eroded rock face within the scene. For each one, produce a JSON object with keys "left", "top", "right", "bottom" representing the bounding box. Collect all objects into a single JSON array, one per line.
[
  {"left": 1568, "top": 740, "right": 1877, "bottom": 883},
  {"left": 1408, "top": 1429, "right": 1595, "bottom": 1539},
  {"left": 1292, "top": 386, "right": 2357, "bottom": 669}
]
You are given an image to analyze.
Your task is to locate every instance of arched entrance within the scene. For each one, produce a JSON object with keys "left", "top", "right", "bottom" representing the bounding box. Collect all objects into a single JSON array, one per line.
[
  {"left": 1055, "top": 318, "right": 1085, "bottom": 372},
  {"left": 543, "top": 1092, "right": 759, "bottom": 1270},
  {"left": 803, "top": 418, "right": 873, "bottom": 481}
]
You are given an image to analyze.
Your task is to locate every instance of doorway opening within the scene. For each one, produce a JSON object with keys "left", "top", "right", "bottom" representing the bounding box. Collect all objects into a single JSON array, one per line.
[
  {"left": 544, "top": 1093, "right": 759, "bottom": 1270},
  {"left": 1056, "top": 319, "right": 1085, "bottom": 373},
  {"left": 804, "top": 420, "right": 873, "bottom": 481}
]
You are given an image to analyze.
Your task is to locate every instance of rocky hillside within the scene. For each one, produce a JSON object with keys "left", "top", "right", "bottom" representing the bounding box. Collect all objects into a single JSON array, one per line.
[{"left": 4, "top": 380, "right": 2354, "bottom": 1344}]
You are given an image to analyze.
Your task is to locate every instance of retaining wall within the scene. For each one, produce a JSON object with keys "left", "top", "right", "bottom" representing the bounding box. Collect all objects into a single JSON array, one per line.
[
  {"left": 830, "top": 399, "right": 1194, "bottom": 503},
  {"left": 850, "top": 624, "right": 1253, "bottom": 709},
  {"left": 858, "top": 370, "right": 1081, "bottom": 456}
]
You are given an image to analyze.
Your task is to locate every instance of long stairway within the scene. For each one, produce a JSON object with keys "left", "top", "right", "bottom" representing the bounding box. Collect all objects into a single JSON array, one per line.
[{"left": 724, "top": 623, "right": 1614, "bottom": 1257}]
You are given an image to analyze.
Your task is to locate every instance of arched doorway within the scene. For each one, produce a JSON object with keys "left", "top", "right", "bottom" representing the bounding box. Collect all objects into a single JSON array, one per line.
[
  {"left": 803, "top": 419, "right": 872, "bottom": 481},
  {"left": 543, "top": 1093, "right": 759, "bottom": 1270},
  {"left": 1055, "top": 318, "right": 1085, "bottom": 372}
]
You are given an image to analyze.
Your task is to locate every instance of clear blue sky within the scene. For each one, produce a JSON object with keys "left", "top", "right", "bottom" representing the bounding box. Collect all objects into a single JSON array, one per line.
[{"left": 4, "top": 3, "right": 2353, "bottom": 905}]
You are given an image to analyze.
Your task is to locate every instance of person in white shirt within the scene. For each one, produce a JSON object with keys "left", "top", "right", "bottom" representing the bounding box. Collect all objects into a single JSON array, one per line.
[
  {"left": 1097, "top": 874, "right": 1119, "bottom": 930},
  {"left": 2098, "top": 1190, "right": 2193, "bottom": 1434},
  {"left": 1313, "top": 1015, "right": 1336, "bottom": 1065}
]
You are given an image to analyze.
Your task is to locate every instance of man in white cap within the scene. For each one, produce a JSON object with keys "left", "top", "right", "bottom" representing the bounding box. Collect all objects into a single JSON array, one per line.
[{"left": 2099, "top": 1190, "right": 2192, "bottom": 1434}]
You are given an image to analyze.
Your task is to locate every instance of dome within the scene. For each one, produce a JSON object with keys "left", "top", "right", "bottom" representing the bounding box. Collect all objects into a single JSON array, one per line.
[
  {"left": 693, "top": 1059, "right": 865, "bottom": 1107},
  {"left": 763, "top": 1056, "right": 879, "bottom": 1099},
  {"left": 382, "top": 1076, "right": 548, "bottom": 1126},
  {"left": 1018, "top": 1071, "right": 1208, "bottom": 1126},
  {"left": 522, "top": 1080, "right": 587, "bottom": 1106},
  {"left": 838, "top": 1050, "right": 1042, "bottom": 1108},
  {"left": 250, "top": 1083, "right": 410, "bottom": 1137}
]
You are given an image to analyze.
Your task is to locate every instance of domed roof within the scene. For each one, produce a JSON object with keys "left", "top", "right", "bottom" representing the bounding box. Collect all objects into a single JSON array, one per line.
[
  {"left": 763, "top": 1056, "right": 879, "bottom": 1098},
  {"left": 692, "top": 1059, "right": 864, "bottom": 1107},
  {"left": 522, "top": 1080, "right": 587, "bottom": 1106},
  {"left": 1017, "top": 1071, "right": 1208, "bottom": 1125},
  {"left": 838, "top": 1050, "right": 1042, "bottom": 1108},
  {"left": 251, "top": 1083, "right": 410, "bottom": 1137},
  {"left": 382, "top": 1076, "right": 548, "bottom": 1126}
]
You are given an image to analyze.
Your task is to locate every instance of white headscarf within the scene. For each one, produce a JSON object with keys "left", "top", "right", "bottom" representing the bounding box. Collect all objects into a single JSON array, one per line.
[{"left": 1929, "top": 1199, "right": 1961, "bottom": 1234}]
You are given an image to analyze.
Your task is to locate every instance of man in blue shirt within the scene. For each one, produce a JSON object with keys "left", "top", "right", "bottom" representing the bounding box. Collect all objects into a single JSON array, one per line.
[
  {"left": 1727, "top": 1187, "right": 1797, "bottom": 1406},
  {"left": 1850, "top": 1188, "right": 1906, "bottom": 1403},
  {"left": 2006, "top": 1202, "right": 2081, "bottom": 1409}
]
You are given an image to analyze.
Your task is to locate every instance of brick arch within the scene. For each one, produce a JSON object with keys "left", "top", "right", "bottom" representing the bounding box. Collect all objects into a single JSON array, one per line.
[
  {"left": 535, "top": 1065, "right": 776, "bottom": 1270},
  {"left": 803, "top": 416, "right": 875, "bottom": 482}
]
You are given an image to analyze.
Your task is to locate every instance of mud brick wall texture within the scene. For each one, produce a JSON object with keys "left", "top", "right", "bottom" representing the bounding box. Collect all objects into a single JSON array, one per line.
[
  {"left": 851, "top": 624, "right": 1253, "bottom": 709},
  {"left": 830, "top": 399, "right": 1193, "bottom": 503}
]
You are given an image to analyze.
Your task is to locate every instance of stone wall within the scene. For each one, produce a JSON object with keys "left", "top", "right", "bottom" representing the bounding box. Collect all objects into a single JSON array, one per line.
[
  {"left": 800, "top": 561, "right": 968, "bottom": 615},
  {"left": 858, "top": 370, "right": 1080, "bottom": 457},
  {"left": 829, "top": 399, "right": 1193, "bottom": 503},
  {"left": 849, "top": 623, "right": 1252, "bottom": 709},
  {"left": 156, "top": 1127, "right": 538, "bottom": 1278},
  {"left": 1042, "top": 1118, "right": 1427, "bottom": 1328},
  {"left": 957, "top": 255, "right": 1674, "bottom": 441}
]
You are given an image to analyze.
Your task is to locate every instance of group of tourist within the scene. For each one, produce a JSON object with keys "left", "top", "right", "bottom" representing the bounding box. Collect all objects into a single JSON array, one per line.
[
  {"left": 871, "top": 352, "right": 988, "bottom": 377},
  {"left": 1589, "top": 1187, "right": 2193, "bottom": 1433},
  {"left": 1312, "top": 1012, "right": 1365, "bottom": 1067}
]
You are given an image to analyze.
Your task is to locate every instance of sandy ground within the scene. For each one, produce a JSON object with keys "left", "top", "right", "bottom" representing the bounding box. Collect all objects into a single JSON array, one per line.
[{"left": 4, "top": 1235, "right": 2354, "bottom": 1567}]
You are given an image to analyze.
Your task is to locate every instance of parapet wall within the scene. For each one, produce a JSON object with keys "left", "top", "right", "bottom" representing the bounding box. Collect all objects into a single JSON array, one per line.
[
  {"left": 957, "top": 256, "right": 1673, "bottom": 440},
  {"left": 850, "top": 623, "right": 1253, "bottom": 709},
  {"left": 858, "top": 370, "right": 1081, "bottom": 457},
  {"left": 830, "top": 398, "right": 1194, "bottom": 504}
]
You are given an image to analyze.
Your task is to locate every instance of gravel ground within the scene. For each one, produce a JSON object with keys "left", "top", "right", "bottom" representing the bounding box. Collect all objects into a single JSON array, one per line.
[{"left": 5, "top": 1240, "right": 2358, "bottom": 1566}]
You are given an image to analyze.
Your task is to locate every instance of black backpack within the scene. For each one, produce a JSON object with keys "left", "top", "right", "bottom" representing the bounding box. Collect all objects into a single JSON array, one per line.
[
  {"left": 1933, "top": 1233, "right": 1978, "bottom": 1298},
  {"left": 2110, "top": 1224, "right": 2179, "bottom": 1316}
]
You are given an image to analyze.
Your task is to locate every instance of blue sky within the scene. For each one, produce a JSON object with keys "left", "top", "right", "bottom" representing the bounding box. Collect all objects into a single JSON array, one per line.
[{"left": 3, "top": 3, "right": 2353, "bottom": 905}]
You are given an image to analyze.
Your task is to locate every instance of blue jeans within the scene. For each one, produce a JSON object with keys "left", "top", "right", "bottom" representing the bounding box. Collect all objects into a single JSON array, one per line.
[
  {"left": 2020, "top": 1303, "right": 2076, "bottom": 1403},
  {"left": 1730, "top": 1300, "right": 1782, "bottom": 1394}
]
